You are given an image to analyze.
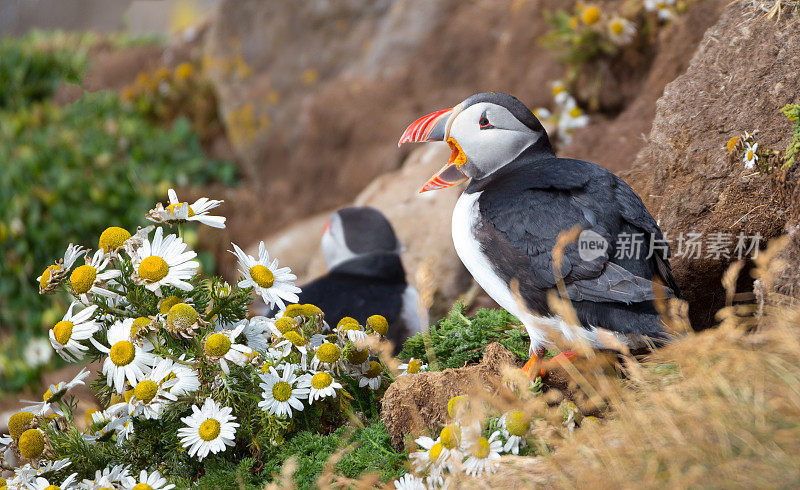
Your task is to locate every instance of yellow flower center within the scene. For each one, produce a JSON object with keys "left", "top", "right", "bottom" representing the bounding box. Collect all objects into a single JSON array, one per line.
[
  {"left": 506, "top": 409, "right": 532, "bottom": 436},
  {"left": 125, "top": 389, "right": 135, "bottom": 403},
  {"left": 167, "top": 202, "right": 195, "bottom": 217},
  {"left": 70, "top": 264, "right": 97, "bottom": 294},
  {"left": 272, "top": 381, "right": 292, "bottom": 402},
  {"left": 470, "top": 437, "right": 491, "bottom": 459},
  {"left": 610, "top": 19, "right": 625, "bottom": 35},
  {"left": 283, "top": 330, "right": 306, "bottom": 347},
  {"left": 367, "top": 315, "right": 389, "bottom": 336},
  {"left": 134, "top": 380, "right": 158, "bottom": 403},
  {"left": 205, "top": 333, "right": 231, "bottom": 357},
  {"left": 568, "top": 107, "right": 582, "bottom": 118},
  {"left": 407, "top": 359, "right": 422, "bottom": 374},
  {"left": 138, "top": 256, "right": 169, "bottom": 282},
  {"left": 337, "top": 316, "right": 358, "bottom": 328},
  {"left": 747, "top": 150, "right": 755, "bottom": 160},
  {"left": 303, "top": 304, "right": 323, "bottom": 316},
  {"left": 365, "top": 360, "right": 383, "bottom": 379},
  {"left": 260, "top": 361, "right": 272, "bottom": 373},
  {"left": 440, "top": 424, "right": 461, "bottom": 450},
  {"left": 311, "top": 372, "right": 333, "bottom": 390},
  {"left": 175, "top": 62, "right": 194, "bottom": 81},
  {"left": 39, "top": 264, "right": 60, "bottom": 289},
  {"left": 249, "top": 265, "right": 274, "bottom": 288},
  {"left": 198, "top": 419, "right": 221, "bottom": 441},
  {"left": 159, "top": 295, "right": 182, "bottom": 314},
  {"left": 581, "top": 5, "right": 601, "bottom": 25},
  {"left": 447, "top": 395, "right": 468, "bottom": 419},
  {"left": 132, "top": 317, "right": 152, "bottom": 337},
  {"left": 85, "top": 409, "right": 99, "bottom": 427},
  {"left": 109, "top": 340, "right": 136, "bottom": 366},
  {"left": 283, "top": 304, "right": 306, "bottom": 317},
  {"left": 52, "top": 320, "right": 74, "bottom": 345},
  {"left": 43, "top": 386, "right": 56, "bottom": 401},
  {"left": 316, "top": 343, "right": 341, "bottom": 363},
  {"left": 727, "top": 136, "right": 740, "bottom": 153},
  {"left": 99, "top": 226, "right": 131, "bottom": 252},
  {"left": 347, "top": 348, "right": 368, "bottom": 365},
  {"left": 8, "top": 411, "right": 34, "bottom": 440},
  {"left": 18, "top": 428, "right": 45, "bottom": 459},
  {"left": 274, "top": 317, "right": 298, "bottom": 334},
  {"left": 428, "top": 442, "right": 444, "bottom": 462},
  {"left": 133, "top": 484, "right": 154, "bottom": 490},
  {"left": 167, "top": 303, "right": 198, "bottom": 329},
  {"left": 44, "top": 485, "right": 60, "bottom": 490}
]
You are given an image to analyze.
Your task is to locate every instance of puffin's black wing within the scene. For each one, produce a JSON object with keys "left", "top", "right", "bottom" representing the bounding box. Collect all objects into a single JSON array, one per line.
[{"left": 475, "top": 157, "right": 677, "bottom": 336}]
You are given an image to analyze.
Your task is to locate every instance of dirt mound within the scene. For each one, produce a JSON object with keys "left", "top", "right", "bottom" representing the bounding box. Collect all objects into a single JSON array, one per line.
[
  {"left": 380, "top": 342, "right": 516, "bottom": 449},
  {"left": 622, "top": 4, "right": 800, "bottom": 328}
]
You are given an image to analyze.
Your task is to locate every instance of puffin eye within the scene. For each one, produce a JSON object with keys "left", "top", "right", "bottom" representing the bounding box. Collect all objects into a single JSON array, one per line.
[{"left": 479, "top": 112, "right": 493, "bottom": 130}]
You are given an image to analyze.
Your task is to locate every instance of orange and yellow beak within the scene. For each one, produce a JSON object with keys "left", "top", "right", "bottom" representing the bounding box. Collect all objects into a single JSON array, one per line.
[{"left": 398, "top": 104, "right": 469, "bottom": 193}]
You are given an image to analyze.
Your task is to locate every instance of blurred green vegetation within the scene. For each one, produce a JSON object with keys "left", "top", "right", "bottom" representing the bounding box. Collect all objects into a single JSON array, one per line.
[{"left": 0, "top": 32, "right": 236, "bottom": 391}]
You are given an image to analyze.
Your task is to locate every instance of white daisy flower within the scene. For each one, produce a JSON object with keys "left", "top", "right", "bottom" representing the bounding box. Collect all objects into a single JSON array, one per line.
[
  {"left": 310, "top": 341, "right": 344, "bottom": 372},
  {"left": 409, "top": 436, "right": 445, "bottom": 474},
  {"left": 23, "top": 337, "right": 52, "bottom": 368},
  {"left": 607, "top": 16, "right": 635, "bottom": 45},
  {"left": 126, "top": 469, "right": 175, "bottom": 490},
  {"left": 69, "top": 248, "right": 122, "bottom": 302},
  {"left": 24, "top": 368, "right": 91, "bottom": 415},
  {"left": 121, "top": 225, "right": 155, "bottom": 258},
  {"left": 203, "top": 323, "right": 252, "bottom": 375},
  {"left": 462, "top": 431, "right": 503, "bottom": 477},
  {"left": 397, "top": 358, "right": 428, "bottom": 376},
  {"left": 499, "top": 409, "right": 532, "bottom": 455},
  {"left": 551, "top": 80, "right": 570, "bottom": 106},
  {"left": 229, "top": 241, "right": 300, "bottom": 310},
  {"left": 29, "top": 473, "right": 79, "bottom": 490},
  {"left": 273, "top": 329, "right": 309, "bottom": 361},
  {"left": 358, "top": 360, "right": 384, "bottom": 390},
  {"left": 83, "top": 407, "right": 123, "bottom": 444},
  {"left": 394, "top": 473, "right": 426, "bottom": 490},
  {"left": 177, "top": 397, "right": 239, "bottom": 461},
  {"left": 258, "top": 364, "right": 310, "bottom": 418},
  {"left": 644, "top": 0, "right": 674, "bottom": 20},
  {"left": 147, "top": 188, "right": 226, "bottom": 229},
  {"left": 49, "top": 302, "right": 99, "bottom": 362},
  {"left": 92, "top": 318, "right": 156, "bottom": 393},
  {"left": 533, "top": 107, "right": 552, "bottom": 121},
  {"left": 82, "top": 464, "right": 134, "bottom": 489},
  {"left": 131, "top": 227, "right": 199, "bottom": 295},
  {"left": 305, "top": 370, "right": 342, "bottom": 404},
  {"left": 216, "top": 317, "right": 270, "bottom": 353},
  {"left": 334, "top": 320, "right": 368, "bottom": 345},
  {"left": 37, "top": 243, "right": 85, "bottom": 294},
  {"left": 160, "top": 356, "right": 201, "bottom": 397},
  {"left": 128, "top": 357, "right": 180, "bottom": 420},
  {"left": 744, "top": 141, "right": 759, "bottom": 169},
  {"left": 12, "top": 458, "right": 73, "bottom": 486}
]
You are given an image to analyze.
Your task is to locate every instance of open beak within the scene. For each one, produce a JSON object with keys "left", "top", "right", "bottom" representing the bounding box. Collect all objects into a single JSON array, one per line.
[{"left": 398, "top": 104, "right": 469, "bottom": 193}]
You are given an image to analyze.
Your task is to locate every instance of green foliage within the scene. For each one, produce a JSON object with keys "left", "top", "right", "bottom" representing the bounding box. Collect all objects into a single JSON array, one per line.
[
  {"left": 399, "top": 303, "right": 530, "bottom": 369},
  {"left": 0, "top": 92, "right": 236, "bottom": 336},
  {"left": 0, "top": 34, "right": 86, "bottom": 109},
  {"left": 259, "top": 423, "right": 406, "bottom": 489},
  {"left": 541, "top": 9, "right": 613, "bottom": 66},
  {"left": 780, "top": 103, "right": 800, "bottom": 169}
]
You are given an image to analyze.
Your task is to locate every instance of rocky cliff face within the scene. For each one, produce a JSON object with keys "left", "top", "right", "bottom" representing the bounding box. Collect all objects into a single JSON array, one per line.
[{"left": 622, "top": 2, "right": 800, "bottom": 327}]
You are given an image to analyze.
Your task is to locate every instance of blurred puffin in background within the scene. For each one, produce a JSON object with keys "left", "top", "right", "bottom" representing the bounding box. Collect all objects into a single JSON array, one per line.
[
  {"left": 398, "top": 92, "right": 680, "bottom": 375},
  {"left": 277, "top": 207, "right": 426, "bottom": 353}
]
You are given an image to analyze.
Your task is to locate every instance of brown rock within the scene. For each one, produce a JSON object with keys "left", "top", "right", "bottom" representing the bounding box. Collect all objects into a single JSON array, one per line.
[
  {"left": 561, "top": 0, "right": 727, "bottom": 173},
  {"left": 621, "top": 5, "right": 800, "bottom": 328},
  {"left": 381, "top": 342, "right": 516, "bottom": 449}
]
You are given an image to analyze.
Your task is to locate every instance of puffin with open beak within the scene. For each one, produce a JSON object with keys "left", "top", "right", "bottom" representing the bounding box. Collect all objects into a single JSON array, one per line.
[{"left": 399, "top": 92, "right": 681, "bottom": 376}]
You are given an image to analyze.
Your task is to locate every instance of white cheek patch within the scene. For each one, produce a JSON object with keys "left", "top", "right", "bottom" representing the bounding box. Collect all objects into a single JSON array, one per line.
[{"left": 449, "top": 102, "right": 540, "bottom": 177}]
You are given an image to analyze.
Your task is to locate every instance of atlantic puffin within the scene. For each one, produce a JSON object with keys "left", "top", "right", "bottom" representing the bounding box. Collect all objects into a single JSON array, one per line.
[
  {"left": 279, "top": 207, "right": 426, "bottom": 353},
  {"left": 398, "top": 92, "right": 680, "bottom": 373}
]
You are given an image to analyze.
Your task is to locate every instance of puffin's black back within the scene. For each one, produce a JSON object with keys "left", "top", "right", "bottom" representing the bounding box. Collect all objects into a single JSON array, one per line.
[
  {"left": 295, "top": 253, "right": 411, "bottom": 353},
  {"left": 470, "top": 151, "right": 681, "bottom": 342}
]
